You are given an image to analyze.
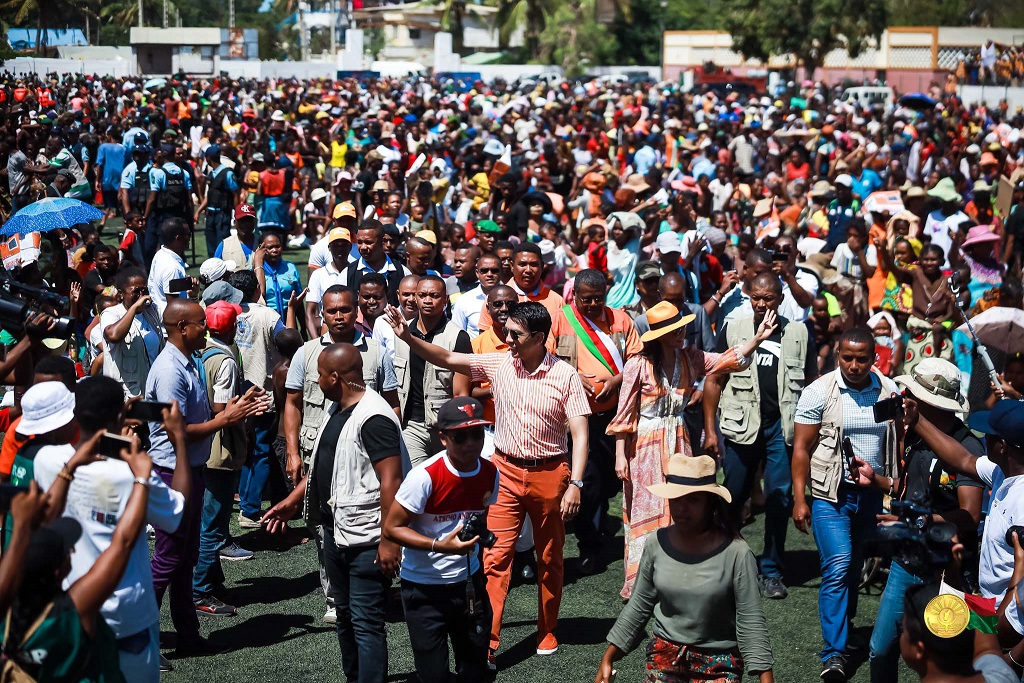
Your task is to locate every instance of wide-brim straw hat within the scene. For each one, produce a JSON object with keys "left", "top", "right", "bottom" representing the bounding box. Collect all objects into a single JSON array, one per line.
[
  {"left": 639, "top": 301, "right": 695, "bottom": 343},
  {"left": 647, "top": 454, "right": 732, "bottom": 502}
]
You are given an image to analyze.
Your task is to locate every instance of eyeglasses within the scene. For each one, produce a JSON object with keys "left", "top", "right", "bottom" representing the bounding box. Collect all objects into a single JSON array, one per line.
[
  {"left": 478, "top": 268, "right": 501, "bottom": 274},
  {"left": 490, "top": 300, "right": 514, "bottom": 310},
  {"left": 449, "top": 427, "right": 485, "bottom": 444},
  {"left": 507, "top": 329, "right": 533, "bottom": 341}
]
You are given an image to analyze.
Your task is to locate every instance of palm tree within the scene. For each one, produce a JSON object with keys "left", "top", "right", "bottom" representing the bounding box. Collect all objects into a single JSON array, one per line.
[
  {"left": 426, "top": 0, "right": 466, "bottom": 54},
  {"left": 494, "top": 0, "right": 628, "bottom": 62},
  {"left": 0, "top": 0, "right": 71, "bottom": 55}
]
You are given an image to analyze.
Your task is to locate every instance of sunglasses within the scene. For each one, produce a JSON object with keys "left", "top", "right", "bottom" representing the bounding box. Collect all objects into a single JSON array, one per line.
[
  {"left": 506, "top": 329, "right": 534, "bottom": 341},
  {"left": 478, "top": 267, "right": 501, "bottom": 274},
  {"left": 449, "top": 426, "right": 485, "bottom": 443}
]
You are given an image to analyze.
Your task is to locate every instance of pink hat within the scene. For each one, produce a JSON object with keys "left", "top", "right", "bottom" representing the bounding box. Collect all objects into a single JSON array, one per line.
[{"left": 960, "top": 225, "right": 1000, "bottom": 248}]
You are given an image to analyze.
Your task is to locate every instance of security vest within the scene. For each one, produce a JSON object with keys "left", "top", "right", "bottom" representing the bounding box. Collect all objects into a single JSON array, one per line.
[
  {"left": 302, "top": 388, "right": 408, "bottom": 547},
  {"left": 198, "top": 342, "right": 249, "bottom": 471},
  {"left": 809, "top": 369, "right": 898, "bottom": 503},
  {"left": 718, "top": 315, "right": 808, "bottom": 446},
  {"left": 206, "top": 165, "right": 234, "bottom": 211},
  {"left": 393, "top": 319, "right": 462, "bottom": 429},
  {"left": 298, "top": 334, "right": 381, "bottom": 457},
  {"left": 156, "top": 165, "right": 188, "bottom": 215},
  {"left": 128, "top": 163, "right": 151, "bottom": 211}
]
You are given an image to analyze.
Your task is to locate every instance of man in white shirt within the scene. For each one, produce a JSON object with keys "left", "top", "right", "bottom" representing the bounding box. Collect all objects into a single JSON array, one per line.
[
  {"left": 34, "top": 375, "right": 190, "bottom": 681},
  {"left": 903, "top": 398, "right": 1024, "bottom": 638},
  {"left": 306, "top": 227, "right": 351, "bottom": 334},
  {"left": 148, "top": 218, "right": 198, "bottom": 316},
  {"left": 103, "top": 267, "right": 165, "bottom": 398},
  {"left": 451, "top": 253, "right": 502, "bottom": 338},
  {"left": 923, "top": 179, "right": 968, "bottom": 268}
]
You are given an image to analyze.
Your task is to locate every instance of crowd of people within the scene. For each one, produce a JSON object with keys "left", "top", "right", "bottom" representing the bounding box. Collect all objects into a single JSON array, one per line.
[{"left": 0, "top": 65, "right": 1023, "bottom": 683}]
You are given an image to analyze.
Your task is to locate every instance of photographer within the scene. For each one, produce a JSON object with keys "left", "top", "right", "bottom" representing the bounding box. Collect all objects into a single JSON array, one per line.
[
  {"left": 33, "top": 377, "right": 190, "bottom": 680},
  {"left": 383, "top": 396, "right": 498, "bottom": 682},
  {"left": 847, "top": 359, "right": 984, "bottom": 683},
  {"left": 901, "top": 398, "right": 1024, "bottom": 647}
]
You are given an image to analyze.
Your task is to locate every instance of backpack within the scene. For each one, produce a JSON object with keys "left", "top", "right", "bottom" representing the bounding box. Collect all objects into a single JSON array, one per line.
[
  {"left": 193, "top": 347, "right": 248, "bottom": 471},
  {"left": 0, "top": 602, "right": 54, "bottom": 683}
]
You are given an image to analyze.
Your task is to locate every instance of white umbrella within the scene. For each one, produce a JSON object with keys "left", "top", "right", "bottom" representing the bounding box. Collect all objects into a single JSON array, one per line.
[
  {"left": 957, "top": 306, "right": 1024, "bottom": 356},
  {"left": 143, "top": 77, "right": 167, "bottom": 91}
]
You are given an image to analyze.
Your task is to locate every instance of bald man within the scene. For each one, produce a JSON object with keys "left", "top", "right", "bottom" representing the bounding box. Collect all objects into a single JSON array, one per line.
[
  {"left": 263, "top": 343, "right": 406, "bottom": 683},
  {"left": 146, "top": 299, "right": 268, "bottom": 652}
]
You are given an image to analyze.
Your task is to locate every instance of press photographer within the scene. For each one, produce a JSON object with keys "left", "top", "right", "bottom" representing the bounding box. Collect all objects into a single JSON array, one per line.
[
  {"left": 900, "top": 397, "right": 1024, "bottom": 647},
  {"left": 842, "top": 359, "right": 984, "bottom": 683},
  {"left": 383, "top": 396, "right": 499, "bottom": 682}
]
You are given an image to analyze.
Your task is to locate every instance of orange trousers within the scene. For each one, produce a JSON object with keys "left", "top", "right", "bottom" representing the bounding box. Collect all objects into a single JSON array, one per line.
[{"left": 484, "top": 454, "right": 569, "bottom": 651}]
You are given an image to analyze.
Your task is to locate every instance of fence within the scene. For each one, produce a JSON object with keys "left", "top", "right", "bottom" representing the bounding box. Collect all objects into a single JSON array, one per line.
[{"left": 4, "top": 57, "right": 137, "bottom": 78}]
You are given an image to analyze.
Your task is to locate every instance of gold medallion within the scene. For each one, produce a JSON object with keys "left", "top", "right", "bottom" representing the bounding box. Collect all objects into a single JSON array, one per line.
[{"left": 923, "top": 594, "right": 970, "bottom": 638}]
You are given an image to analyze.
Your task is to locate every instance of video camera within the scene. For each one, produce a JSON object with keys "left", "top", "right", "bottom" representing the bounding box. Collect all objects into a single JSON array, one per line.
[
  {"left": 0, "top": 271, "right": 74, "bottom": 340},
  {"left": 864, "top": 498, "right": 957, "bottom": 576}
]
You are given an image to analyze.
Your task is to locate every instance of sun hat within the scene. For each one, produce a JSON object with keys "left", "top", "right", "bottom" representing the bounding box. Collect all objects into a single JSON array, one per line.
[
  {"left": 904, "top": 186, "right": 928, "bottom": 199},
  {"left": 639, "top": 301, "right": 695, "bottom": 343},
  {"left": 327, "top": 227, "right": 351, "bottom": 244},
  {"left": 798, "top": 252, "right": 842, "bottom": 285},
  {"left": 894, "top": 358, "right": 967, "bottom": 413},
  {"left": 979, "top": 152, "right": 999, "bottom": 167},
  {"left": 928, "top": 177, "right": 962, "bottom": 203},
  {"left": 270, "top": 109, "right": 286, "bottom": 122},
  {"left": 205, "top": 301, "right": 242, "bottom": 336},
  {"left": 199, "top": 258, "right": 237, "bottom": 284},
  {"left": 960, "top": 225, "right": 1000, "bottom": 248},
  {"left": 333, "top": 170, "right": 353, "bottom": 185},
  {"left": 655, "top": 231, "right": 683, "bottom": 255},
  {"left": 436, "top": 396, "right": 492, "bottom": 431},
  {"left": 333, "top": 201, "right": 356, "bottom": 219},
  {"left": 623, "top": 173, "right": 650, "bottom": 194},
  {"left": 606, "top": 211, "right": 646, "bottom": 232},
  {"left": 19, "top": 382, "right": 75, "bottom": 436},
  {"left": 647, "top": 454, "right": 731, "bottom": 502},
  {"left": 972, "top": 179, "right": 993, "bottom": 194},
  {"left": 310, "top": 187, "right": 329, "bottom": 203},
  {"left": 810, "top": 180, "right": 833, "bottom": 198}
]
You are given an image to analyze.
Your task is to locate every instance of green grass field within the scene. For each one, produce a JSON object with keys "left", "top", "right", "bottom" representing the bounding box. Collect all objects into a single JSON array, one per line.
[{"left": 100, "top": 220, "right": 913, "bottom": 681}]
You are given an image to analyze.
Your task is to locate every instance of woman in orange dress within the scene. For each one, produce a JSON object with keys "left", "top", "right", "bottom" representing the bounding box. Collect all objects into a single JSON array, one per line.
[{"left": 607, "top": 302, "right": 778, "bottom": 597}]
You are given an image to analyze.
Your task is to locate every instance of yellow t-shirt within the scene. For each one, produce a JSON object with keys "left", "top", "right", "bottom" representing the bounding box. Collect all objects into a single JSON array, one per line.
[{"left": 330, "top": 140, "right": 347, "bottom": 168}]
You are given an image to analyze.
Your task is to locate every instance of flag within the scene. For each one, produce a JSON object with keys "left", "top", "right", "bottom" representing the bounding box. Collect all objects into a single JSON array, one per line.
[{"left": 939, "top": 581, "right": 999, "bottom": 634}]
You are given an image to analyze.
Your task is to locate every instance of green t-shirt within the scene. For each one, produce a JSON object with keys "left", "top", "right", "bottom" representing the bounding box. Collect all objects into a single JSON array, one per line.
[{"left": 1, "top": 593, "right": 126, "bottom": 682}]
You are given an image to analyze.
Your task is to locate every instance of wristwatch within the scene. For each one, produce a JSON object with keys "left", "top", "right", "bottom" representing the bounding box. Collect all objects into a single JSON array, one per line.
[{"left": 569, "top": 479, "right": 584, "bottom": 490}]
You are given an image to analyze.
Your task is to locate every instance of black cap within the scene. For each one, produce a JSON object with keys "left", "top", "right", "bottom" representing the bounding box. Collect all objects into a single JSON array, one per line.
[
  {"left": 436, "top": 397, "right": 491, "bottom": 431},
  {"left": 24, "top": 517, "right": 81, "bottom": 576}
]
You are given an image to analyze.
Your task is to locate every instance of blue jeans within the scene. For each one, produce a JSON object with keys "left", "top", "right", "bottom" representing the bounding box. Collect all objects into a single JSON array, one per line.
[
  {"left": 193, "top": 468, "right": 237, "bottom": 598},
  {"left": 868, "top": 561, "right": 923, "bottom": 682},
  {"left": 204, "top": 209, "right": 232, "bottom": 258},
  {"left": 811, "top": 486, "right": 883, "bottom": 661},
  {"left": 722, "top": 419, "right": 791, "bottom": 578},
  {"left": 238, "top": 412, "right": 276, "bottom": 519},
  {"left": 320, "top": 529, "right": 389, "bottom": 683}
]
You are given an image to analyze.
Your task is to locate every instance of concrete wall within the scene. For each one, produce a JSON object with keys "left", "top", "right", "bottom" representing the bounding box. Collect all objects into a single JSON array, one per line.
[
  {"left": 957, "top": 84, "right": 1024, "bottom": 109},
  {"left": 4, "top": 57, "right": 137, "bottom": 78}
]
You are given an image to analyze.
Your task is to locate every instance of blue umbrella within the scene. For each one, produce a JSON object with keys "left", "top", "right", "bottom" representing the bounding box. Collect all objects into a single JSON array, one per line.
[
  {"left": 2, "top": 197, "right": 103, "bottom": 237},
  {"left": 898, "top": 92, "right": 938, "bottom": 110}
]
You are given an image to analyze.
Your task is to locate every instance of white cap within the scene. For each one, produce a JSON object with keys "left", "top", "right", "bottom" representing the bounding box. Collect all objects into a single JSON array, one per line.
[
  {"left": 19, "top": 382, "right": 75, "bottom": 436},
  {"left": 834, "top": 174, "right": 854, "bottom": 188},
  {"left": 656, "top": 231, "right": 683, "bottom": 254},
  {"left": 966, "top": 144, "right": 981, "bottom": 155},
  {"left": 200, "top": 258, "right": 237, "bottom": 284}
]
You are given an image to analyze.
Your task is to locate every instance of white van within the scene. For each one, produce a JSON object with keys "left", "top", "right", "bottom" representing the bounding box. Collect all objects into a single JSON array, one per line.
[{"left": 841, "top": 86, "right": 894, "bottom": 110}]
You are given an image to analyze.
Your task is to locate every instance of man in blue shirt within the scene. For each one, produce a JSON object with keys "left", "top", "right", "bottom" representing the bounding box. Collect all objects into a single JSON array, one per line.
[
  {"left": 119, "top": 144, "right": 153, "bottom": 218},
  {"left": 848, "top": 157, "right": 882, "bottom": 201},
  {"left": 94, "top": 128, "right": 126, "bottom": 228},
  {"left": 633, "top": 134, "right": 659, "bottom": 177},
  {"left": 195, "top": 145, "right": 238, "bottom": 257},
  {"left": 146, "top": 298, "right": 268, "bottom": 650}
]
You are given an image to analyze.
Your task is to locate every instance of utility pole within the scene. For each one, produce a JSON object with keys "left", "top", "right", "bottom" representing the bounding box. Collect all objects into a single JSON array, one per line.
[
  {"left": 163, "top": 0, "right": 167, "bottom": 28},
  {"left": 138, "top": 0, "right": 144, "bottom": 27},
  {"left": 329, "top": 0, "right": 336, "bottom": 55},
  {"left": 229, "top": 0, "right": 235, "bottom": 29},
  {"left": 298, "top": 2, "right": 309, "bottom": 61}
]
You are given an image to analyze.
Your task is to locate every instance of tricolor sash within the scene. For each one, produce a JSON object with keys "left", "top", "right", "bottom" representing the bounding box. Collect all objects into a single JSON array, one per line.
[{"left": 562, "top": 304, "right": 622, "bottom": 375}]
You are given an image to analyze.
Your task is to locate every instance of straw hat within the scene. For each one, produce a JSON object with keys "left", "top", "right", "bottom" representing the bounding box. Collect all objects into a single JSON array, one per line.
[
  {"left": 623, "top": 173, "right": 650, "bottom": 194},
  {"left": 894, "top": 358, "right": 967, "bottom": 413},
  {"left": 639, "top": 302, "right": 695, "bottom": 343},
  {"left": 647, "top": 454, "right": 731, "bottom": 502}
]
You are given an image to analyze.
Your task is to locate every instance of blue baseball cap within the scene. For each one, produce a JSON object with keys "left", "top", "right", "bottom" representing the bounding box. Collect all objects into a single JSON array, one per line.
[
  {"left": 204, "top": 144, "right": 221, "bottom": 158},
  {"left": 968, "top": 400, "right": 1024, "bottom": 448}
]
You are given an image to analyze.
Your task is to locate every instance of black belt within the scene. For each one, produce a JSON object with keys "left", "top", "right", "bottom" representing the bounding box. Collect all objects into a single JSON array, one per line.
[{"left": 494, "top": 450, "right": 566, "bottom": 468}]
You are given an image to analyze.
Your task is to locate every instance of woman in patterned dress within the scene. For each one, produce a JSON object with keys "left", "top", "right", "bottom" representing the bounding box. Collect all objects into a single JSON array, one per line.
[{"left": 607, "top": 302, "right": 778, "bottom": 598}]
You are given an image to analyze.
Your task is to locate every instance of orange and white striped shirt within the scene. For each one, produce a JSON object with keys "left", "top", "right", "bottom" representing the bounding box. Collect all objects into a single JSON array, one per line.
[{"left": 470, "top": 352, "right": 591, "bottom": 460}]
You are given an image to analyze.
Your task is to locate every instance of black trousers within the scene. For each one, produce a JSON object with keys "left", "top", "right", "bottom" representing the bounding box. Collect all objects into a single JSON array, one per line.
[
  {"left": 400, "top": 570, "right": 492, "bottom": 683},
  {"left": 574, "top": 409, "right": 618, "bottom": 553}
]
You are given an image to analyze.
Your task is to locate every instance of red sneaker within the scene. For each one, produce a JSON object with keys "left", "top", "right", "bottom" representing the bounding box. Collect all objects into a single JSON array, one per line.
[{"left": 536, "top": 633, "right": 558, "bottom": 655}]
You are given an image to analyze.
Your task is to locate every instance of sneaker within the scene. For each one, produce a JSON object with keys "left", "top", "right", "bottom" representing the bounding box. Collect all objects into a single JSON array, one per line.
[
  {"left": 578, "top": 552, "right": 600, "bottom": 576},
  {"left": 323, "top": 607, "right": 337, "bottom": 624},
  {"left": 219, "top": 543, "right": 254, "bottom": 561},
  {"left": 820, "top": 655, "right": 847, "bottom": 682},
  {"left": 761, "top": 576, "right": 789, "bottom": 599},
  {"left": 194, "top": 596, "right": 237, "bottom": 617},
  {"left": 521, "top": 563, "right": 535, "bottom": 581},
  {"left": 487, "top": 648, "right": 497, "bottom": 671},
  {"left": 238, "top": 513, "right": 261, "bottom": 529},
  {"left": 536, "top": 633, "right": 558, "bottom": 656},
  {"left": 174, "top": 636, "right": 226, "bottom": 657},
  {"left": 159, "top": 654, "right": 174, "bottom": 672}
]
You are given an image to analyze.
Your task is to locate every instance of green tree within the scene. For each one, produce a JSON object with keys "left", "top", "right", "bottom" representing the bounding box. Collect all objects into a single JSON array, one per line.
[
  {"left": 365, "top": 25, "right": 385, "bottom": 60},
  {"left": 539, "top": 0, "right": 617, "bottom": 75},
  {"left": 725, "top": 0, "right": 887, "bottom": 76},
  {"left": 495, "top": 0, "right": 557, "bottom": 61},
  {"left": 0, "top": 0, "right": 71, "bottom": 54},
  {"left": 426, "top": 0, "right": 467, "bottom": 54},
  {"left": 612, "top": 0, "right": 721, "bottom": 66}
]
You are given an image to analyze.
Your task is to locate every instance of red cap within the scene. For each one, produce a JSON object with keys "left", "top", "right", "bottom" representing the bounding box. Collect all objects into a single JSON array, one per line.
[
  {"left": 205, "top": 301, "right": 242, "bottom": 335},
  {"left": 234, "top": 204, "right": 256, "bottom": 220}
]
